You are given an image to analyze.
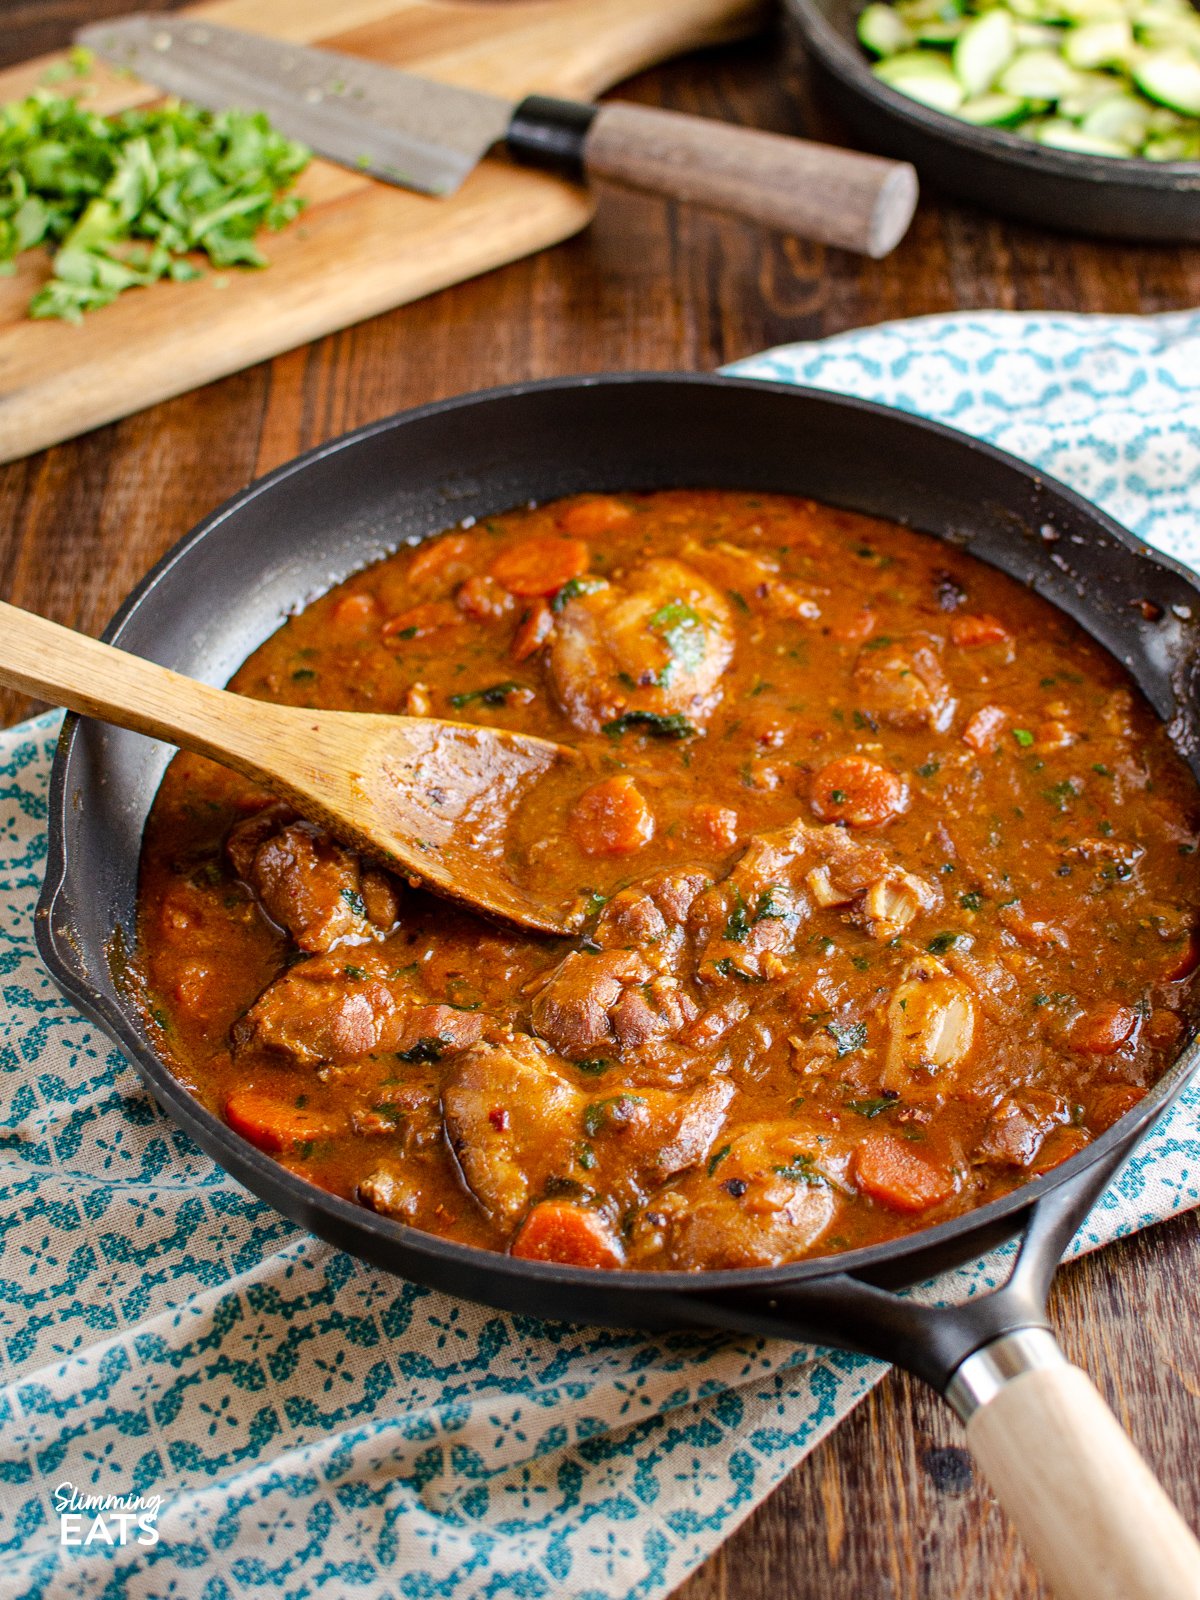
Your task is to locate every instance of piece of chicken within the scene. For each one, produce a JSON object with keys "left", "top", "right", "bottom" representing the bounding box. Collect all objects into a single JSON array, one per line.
[
  {"left": 852, "top": 633, "right": 955, "bottom": 732},
  {"left": 227, "top": 807, "right": 399, "bottom": 952},
  {"left": 627, "top": 1119, "right": 848, "bottom": 1269},
  {"left": 231, "top": 953, "right": 484, "bottom": 1067},
  {"left": 442, "top": 1035, "right": 734, "bottom": 1226},
  {"left": 548, "top": 558, "right": 735, "bottom": 733}
]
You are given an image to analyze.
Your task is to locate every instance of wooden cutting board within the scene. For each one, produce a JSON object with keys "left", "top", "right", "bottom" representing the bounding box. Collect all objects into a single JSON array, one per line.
[{"left": 0, "top": 0, "right": 766, "bottom": 464}]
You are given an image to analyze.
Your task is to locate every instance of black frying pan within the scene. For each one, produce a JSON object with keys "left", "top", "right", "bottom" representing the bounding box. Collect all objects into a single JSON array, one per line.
[{"left": 35, "top": 375, "right": 1200, "bottom": 1598}]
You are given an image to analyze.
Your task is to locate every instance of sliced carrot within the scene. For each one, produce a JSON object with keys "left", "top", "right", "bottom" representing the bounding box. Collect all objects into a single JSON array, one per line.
[
  {"left": 1068, "top": 1002, "right": 1139, "bottom": 1056},
  {"left": 810, "top": 755, "right": 908, "bottom": 828},
  {"left": 381, "top": 600, "right": 460, "bottom": 644},
  {"left": 832, "top": 609, "right": 876, "bottom": 644},
  {"left": 1161, "top": 932, "right": 1199, "bottom": 983},
  {"left": 407, "top": 533, "right": 478, "bottom": 590},
  {"left": 950, "top": 613, "right": 1012, "bottom": 649},
  {"left": 691, "top": 803, "right": 740, "bottom": 851},
  {"left": 455, "top": 574, "right": 514, "bottom": 620},
  {"left": 759, "top": 579, "right": 822, "bottom": 622},
  {"left": 511, "top": 1202, "right": 624, "bottom": 1268},
  {"left": 853, "top": 1132, "right": 954, "bottom": 1213},
  {"left": 511, "top": 599, "right": 555, "bottom": 661},
  {"left": 570, "top": 775, "right": 655, "bottom": 856},
  {"left": 962, "top": 704, "right": 1008, "bottom": 754},
  {"left": 225, "top": 1088, "right": 343, "bottom": 1153},
  {"left": 490, "top": 537, "right": 589, "bottom": 597},
  {"left": 330, "top": 592, "right": 378, "bottom": 629},
  {"left": 558, "top": 497, "right": 632, "bottom": 536}
]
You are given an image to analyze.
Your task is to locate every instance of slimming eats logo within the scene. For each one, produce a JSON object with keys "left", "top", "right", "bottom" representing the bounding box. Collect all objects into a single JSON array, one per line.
[{"left": 53, "top": 1483, "right": 162, "bottom": 1548}]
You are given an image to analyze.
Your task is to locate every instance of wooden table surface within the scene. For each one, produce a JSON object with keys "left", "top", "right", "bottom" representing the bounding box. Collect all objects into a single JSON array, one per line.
[{"left": 3, "top": 4, "right": 1199, "bottom": 1596}]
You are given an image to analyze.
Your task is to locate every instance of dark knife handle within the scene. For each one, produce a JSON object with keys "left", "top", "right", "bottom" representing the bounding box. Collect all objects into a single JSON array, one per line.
[{"left": 506, "top": 94, "right": 917, "bottom": 259}]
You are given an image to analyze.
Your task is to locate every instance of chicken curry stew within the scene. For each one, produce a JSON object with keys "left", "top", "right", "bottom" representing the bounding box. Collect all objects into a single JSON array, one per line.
[{"left": 135, "top": 490, "right": 1200, "bottom": 1272}]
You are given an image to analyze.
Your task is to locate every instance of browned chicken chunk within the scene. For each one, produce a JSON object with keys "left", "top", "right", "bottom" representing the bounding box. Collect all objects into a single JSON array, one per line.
[
  {"left": 232, "top": 954, "right": 484, "bottom": 1067},
  {"left": 227, "top": 808, "right": 400, "bottom": 952},
  {"left": 548, "top": 558, "right": 735, "bottom": 733}
]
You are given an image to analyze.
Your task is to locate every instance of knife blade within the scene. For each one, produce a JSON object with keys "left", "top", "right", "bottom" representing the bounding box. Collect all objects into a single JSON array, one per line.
[
  {"left": 76, "top": 14, "right": 919, "bottom": 257},
  {"left": 76, "top": 15, "right": 514, "bottom": 196}
]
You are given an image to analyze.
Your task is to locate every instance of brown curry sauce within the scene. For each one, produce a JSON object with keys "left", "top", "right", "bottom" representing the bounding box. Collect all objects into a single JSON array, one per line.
[{"left": 134, "top": 490, "right": 1200, "bottom": 1271}]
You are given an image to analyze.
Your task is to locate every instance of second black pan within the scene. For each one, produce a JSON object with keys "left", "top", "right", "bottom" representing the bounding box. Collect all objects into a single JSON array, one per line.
[
  {"left": 35, "top": 375, "right": 1200, "bottom": 1598},
  {"left": 784, "top": 0, "right": 1200, "bottom": 242}
]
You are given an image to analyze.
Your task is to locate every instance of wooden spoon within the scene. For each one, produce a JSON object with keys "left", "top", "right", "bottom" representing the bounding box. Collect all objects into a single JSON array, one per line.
[{"left": 0, "top": 600, "right": 574, "bottom": 935}]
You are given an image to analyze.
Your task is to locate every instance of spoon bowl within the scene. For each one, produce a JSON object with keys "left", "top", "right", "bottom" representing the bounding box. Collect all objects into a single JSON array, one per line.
[{"left": 0, "top": 599, "right": 574, "bottom": 935}]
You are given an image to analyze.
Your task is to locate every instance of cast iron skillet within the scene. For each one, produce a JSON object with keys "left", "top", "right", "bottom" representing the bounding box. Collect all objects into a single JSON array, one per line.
[
  {"left": 36, "top": 374, "right": 1200, "bottom": 1597},
  {"left": 784, "top": 0, "right": 1200, "bottom": 241}
]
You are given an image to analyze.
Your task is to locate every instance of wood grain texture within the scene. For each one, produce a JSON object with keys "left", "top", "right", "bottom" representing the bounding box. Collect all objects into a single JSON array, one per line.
[
  {"left": 0, "top": 0, "right": 768, "bottom": 462},
  {"left": 583, "top": 102, "right": 917, "bottom": 255},
  {"left": 3, "top": 6, "right": 1200, "bottom": 1599},
  {"left": 966, "top": 1362, "right": 1200, "bottom": 1600}
]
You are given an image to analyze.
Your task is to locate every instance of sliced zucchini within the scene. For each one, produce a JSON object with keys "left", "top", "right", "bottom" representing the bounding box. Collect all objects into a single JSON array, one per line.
[
  {"left": 1080, "top": 88, "right": 1154, "bottom": 139},
  {"left": 954, "top": 8, "right": 1018, "bottom": 92},
  {"left": 958, "top": 89, "right": 1032, "bottom": 119},
  {"left": 998, "top": 44, "right": 1084, "bottom": 96},
  {"left": 916, "top": 17, "right": 967, "bottom": 42},
  {"left": 1063, "top": 17, "right": 1133, "bottom": 66},
  {"left": 1133, "top": 48, "right": 1200, "bottom": 113},
  {"left": 856, "top": 0, "right": 1200, "bottom": 158},
  {"left": 1058, "top": 68, "right": 1129, "bottom": 114},
  {"left": 1057, "top": 0, "right": 1127, "bottom": 21},
  {"left": 875, "top": 47, "right": 968, "bottom": 108},
  {"left": 1035, "top": 113, "right": 1130, "bottom": 147},
  {"left": 1015, "top": 21, "right": 1068, "bottom": 46},
  {"left": 1142, "top": 128, "right": 1200, "bottom": 155},
  {"left": 858, "top": 4, "right": 916, "bottom": 57}
]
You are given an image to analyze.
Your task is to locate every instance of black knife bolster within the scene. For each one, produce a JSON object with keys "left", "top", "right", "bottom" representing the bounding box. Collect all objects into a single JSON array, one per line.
[{"left": 506, "top": 96, "right": 597, "bottom": 181}]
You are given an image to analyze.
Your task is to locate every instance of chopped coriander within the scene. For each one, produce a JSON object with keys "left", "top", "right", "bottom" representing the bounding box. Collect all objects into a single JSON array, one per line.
[
  {"left": 575, "top": 1057, "right": 611, "bottom": 1076},
  {"left": 916, "top": 761, "right": 940, "bottom": 778},
  {"left": 551, "top": 575, "right": 606, "bottom": 612},
  {"left": 846, "top": 1096, "right": 898, "bottom": 1118},
  {"left": 648, "top": 599, "right": 706, "bottom": 687},
  {"left": 723, "top": 889, "right": 750, "bottom": 944},
  {"left": 707, "top": 1143, "right": 732, "bottom": 1177},
  {"left": 926, "top": 931, "right": 963, "bottom": 954},
  {"left": 713, "top": 957, "right": 765, "bottom": 983},
  {"left": 826, "top": 1019, "right": 867, "bottom": 1056},
  {"left": 959, "top": 891, "right": 984, "bottom": 912},
  {"left": 0, "top": 91, "right": 310, "bottom": 321},
  {"left": 1012, "top": 729, "right": 1035, "bottom": 748},
  {"left": 448, "top": 681, "right": 523, "bottom": 709},
  {"left": 603, "top": 711, "right": 697, "bottom": 740},
  {"left": 773, "top": 1153, "right": 824, "bottom": 1184},
  {"left": 396, "top": 1037, "right": 446, "bottom": 1063},
  {"left": 341, "top": 887, "right": 366, "bottom": 917}
]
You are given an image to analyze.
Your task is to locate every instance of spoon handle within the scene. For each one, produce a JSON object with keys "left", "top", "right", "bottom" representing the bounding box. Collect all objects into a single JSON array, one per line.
[{"left": 0, "top": 599, "right": 278, "bottom": 776}]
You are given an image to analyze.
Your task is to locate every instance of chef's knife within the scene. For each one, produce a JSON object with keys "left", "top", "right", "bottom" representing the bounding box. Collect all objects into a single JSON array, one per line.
[{"left": 77, "top": 14, "right": 918, "bottom": 258}]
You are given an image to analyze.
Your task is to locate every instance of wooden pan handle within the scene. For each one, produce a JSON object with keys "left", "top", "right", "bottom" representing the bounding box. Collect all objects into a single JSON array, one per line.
[
  {"left": 966, "top": 1360, "right": 1200, "bottom": 1600},
  {"left": 583, "top": 102, "right": 917, "bottom": 256}
]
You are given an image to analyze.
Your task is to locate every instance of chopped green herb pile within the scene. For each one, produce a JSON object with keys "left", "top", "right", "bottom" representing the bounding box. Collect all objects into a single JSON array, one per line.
[{"left": 0, "top": 85, "right": 311, "bottom": 322}]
